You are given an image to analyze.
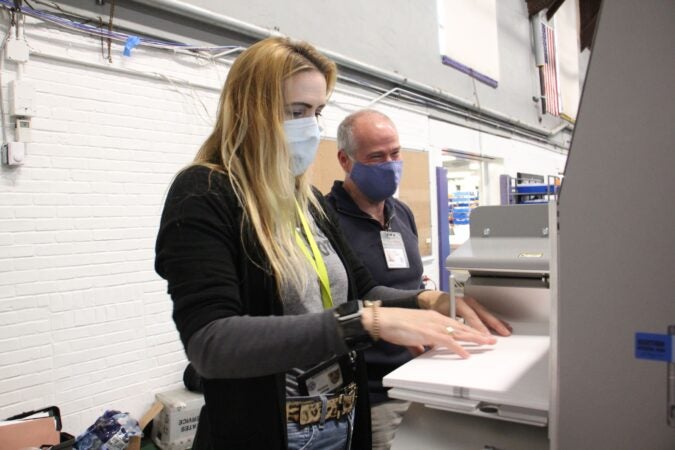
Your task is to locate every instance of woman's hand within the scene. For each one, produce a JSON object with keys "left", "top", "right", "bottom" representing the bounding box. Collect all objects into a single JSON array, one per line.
[
  {"left": 361, "top": 306, "right": 496, "bottom": 359},
  {"left": 417, "top": 290, "right": 512, "bottom": 337}
]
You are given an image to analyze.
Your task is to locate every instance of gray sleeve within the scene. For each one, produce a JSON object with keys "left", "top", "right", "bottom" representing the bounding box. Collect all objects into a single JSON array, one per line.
[
  {"left": 187, "top": 311, "right": 350, "bottom": 379},
  {"left": 363, "top": 286, "right": 424, "bottom": 309}
]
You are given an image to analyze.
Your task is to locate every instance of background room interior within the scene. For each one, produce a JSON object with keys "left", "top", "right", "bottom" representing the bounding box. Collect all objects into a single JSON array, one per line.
[{"left": 2, "top": 1, "right": 673, "bottom": 449}]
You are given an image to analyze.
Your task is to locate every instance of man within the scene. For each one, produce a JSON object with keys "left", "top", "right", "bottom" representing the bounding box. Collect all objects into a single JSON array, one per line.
[{"left": 325, "top": 109, "right": 511, "bottom": 449}]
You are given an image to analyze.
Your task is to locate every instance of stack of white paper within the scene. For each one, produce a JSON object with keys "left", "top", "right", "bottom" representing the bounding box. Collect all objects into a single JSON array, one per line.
[{"left": 383, "top": 335, "right": 550, "bottom": 422}]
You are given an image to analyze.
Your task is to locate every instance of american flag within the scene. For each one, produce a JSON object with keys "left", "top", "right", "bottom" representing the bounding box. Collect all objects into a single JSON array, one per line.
[{"left": 541, "top": 22, "right": 560, "bottom": 116}]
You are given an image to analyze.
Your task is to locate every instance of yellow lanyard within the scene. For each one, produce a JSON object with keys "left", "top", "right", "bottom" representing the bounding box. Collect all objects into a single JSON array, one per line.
[{"left": 295, "top": 201, "right": 333, "bottom": 309}]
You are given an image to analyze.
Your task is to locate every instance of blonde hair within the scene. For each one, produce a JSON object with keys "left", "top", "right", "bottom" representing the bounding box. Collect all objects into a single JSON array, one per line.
[{"left": 194, "top": 37, "right": 337, "bottom": 295}]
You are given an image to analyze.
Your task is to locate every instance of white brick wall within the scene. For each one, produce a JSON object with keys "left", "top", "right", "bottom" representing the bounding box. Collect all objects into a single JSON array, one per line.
[
  {"left": 0, "top": 16, "right": 567, "bottom": 436},
  {"left": 0, "top": 21, "right": 222, "bottom": 433}
]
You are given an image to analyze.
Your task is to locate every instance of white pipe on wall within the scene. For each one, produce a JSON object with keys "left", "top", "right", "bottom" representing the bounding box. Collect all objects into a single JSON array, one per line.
[{"left": 129, "top": 0, "right": 569, "bottom": 139}]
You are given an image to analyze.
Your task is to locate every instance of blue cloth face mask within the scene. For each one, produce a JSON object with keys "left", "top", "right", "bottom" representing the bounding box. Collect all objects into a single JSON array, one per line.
[
  {"left": 349, "top": 160, "right": 403, "bottom": 202},
  {"left": 284, "top": 117, "right": 321, "bottom": 176}
]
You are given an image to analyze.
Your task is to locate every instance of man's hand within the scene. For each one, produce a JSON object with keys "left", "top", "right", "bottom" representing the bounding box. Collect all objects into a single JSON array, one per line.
[
  {"left": 416, "top": 290, "right": 512, "bottom": 336},
  {"left": 457, "top": 295, "right": 512, "bottom": 336}
]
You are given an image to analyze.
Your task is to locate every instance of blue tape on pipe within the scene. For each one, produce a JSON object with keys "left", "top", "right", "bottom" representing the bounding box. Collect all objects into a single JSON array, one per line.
[
  {"left": 124, "top": 36, "right": 141, "bottom": 56},
  {"left": 635, "top": 332, "right": 674, "bottom": 362}
]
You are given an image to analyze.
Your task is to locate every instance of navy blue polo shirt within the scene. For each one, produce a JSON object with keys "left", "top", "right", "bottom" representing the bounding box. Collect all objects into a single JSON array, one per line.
[{"left": 325, "top": 180, "right": 424, "bottom": 404}]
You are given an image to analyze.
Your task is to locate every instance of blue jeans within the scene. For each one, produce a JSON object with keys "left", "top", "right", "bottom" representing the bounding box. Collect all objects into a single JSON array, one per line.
[{"left": 286, "top": 394, "right": 355, "bottom": 450}]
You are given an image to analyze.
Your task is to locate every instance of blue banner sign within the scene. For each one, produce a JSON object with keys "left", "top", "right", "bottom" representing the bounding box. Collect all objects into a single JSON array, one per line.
[{"left": 635, "top": 332, "right": 674, "bottom": 362}]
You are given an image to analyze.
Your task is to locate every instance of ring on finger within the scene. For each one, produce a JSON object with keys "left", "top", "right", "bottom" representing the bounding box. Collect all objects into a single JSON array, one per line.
[{"left": 446, "top": 325, "right": 455, "bottom": 335}]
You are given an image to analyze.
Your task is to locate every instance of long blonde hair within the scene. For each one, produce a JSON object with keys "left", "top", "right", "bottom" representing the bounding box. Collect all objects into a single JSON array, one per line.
[{"left": 194, "top": 37, "right": 337, "bottom": 295}]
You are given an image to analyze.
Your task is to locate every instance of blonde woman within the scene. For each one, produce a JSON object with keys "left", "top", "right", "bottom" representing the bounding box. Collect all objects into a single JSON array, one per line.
[{"left": 155, "top": 37, "right": 495, "bottom": 450}]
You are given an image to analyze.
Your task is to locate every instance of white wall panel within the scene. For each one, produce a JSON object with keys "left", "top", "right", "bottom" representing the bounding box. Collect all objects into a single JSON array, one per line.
[{"left": 437, "top": 0, "right": 500, "bottom": 84}]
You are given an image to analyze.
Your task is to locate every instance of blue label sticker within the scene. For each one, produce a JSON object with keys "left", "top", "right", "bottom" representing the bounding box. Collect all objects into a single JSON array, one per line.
[{"left": 635, "top": 333, "right": 673, "bottom": 362}]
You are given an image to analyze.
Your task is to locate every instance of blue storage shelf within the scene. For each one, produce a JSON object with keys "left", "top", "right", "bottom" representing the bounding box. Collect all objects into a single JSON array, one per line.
[
  {"left": 515, "top": 184, "right": 559, "bottom": 195},
  {"left": 499, "top": 174, "right": 562, "bottom": 205}
]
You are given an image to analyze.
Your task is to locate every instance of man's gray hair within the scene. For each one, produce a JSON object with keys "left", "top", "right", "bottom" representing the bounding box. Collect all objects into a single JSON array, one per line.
[{"left": 337, "top": 109, "right": 396, "bottom": 157}]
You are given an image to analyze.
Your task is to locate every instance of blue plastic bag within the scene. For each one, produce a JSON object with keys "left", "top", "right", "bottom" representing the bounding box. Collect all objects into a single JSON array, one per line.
[{"left": 74, "top": 410, "right": 142, "bottom": 450}]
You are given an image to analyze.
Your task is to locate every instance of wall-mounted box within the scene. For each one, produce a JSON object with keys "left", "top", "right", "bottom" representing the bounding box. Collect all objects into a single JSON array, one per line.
[{"left": 9, "top": 80, "right": 36, "bottom": 117}]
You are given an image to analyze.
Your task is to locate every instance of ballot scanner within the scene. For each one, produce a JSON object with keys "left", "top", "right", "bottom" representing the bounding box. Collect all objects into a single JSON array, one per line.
[
  {"left": 384, "top": 3, "right": 675, "bottom": 447},
  {"left": 383, "top": 203, "right": 552, "bottom": 437}
]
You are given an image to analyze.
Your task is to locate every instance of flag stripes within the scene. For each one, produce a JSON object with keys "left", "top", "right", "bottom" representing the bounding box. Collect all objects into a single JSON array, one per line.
[{"left": 541, "top": 22, "right": 561, "bottom": 116}]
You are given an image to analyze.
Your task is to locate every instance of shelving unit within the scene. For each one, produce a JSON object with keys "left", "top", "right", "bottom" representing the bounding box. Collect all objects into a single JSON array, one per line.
[{"left": 500, "top": 174, "right": 561, "bottom": 205}]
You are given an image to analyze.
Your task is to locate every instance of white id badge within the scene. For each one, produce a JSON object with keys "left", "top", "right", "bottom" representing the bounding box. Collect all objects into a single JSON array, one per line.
[
  {"left": 380, "top": 231, "right": 410, "bottom": 269},
  {"left": 304, "top": 362, "right": 343, "bottom": 396}
]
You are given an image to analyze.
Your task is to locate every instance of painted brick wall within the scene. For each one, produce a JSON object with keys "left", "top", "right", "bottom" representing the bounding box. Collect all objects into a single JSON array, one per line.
[{"left": 0, "top": 22, "right": 223, "bottom": 433}]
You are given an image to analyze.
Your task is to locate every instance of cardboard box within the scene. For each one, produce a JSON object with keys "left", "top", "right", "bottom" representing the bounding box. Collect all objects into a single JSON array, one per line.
[
  {"left": 0, "top": 416, "right": 60, "bottom": 450},
  {"left": 127, "top": 400, "right": 164, "bottom": 450},
  {"left": 151, "top": 388, "right": 204, "bottom": 450}
]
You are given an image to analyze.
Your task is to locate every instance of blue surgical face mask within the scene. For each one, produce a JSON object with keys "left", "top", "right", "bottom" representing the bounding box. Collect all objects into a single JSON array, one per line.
[
  {"left": 284, "top": 117, "right": 321, "bottom": 176},
  {"left": 349, "top": 160, "right": 403, "bottom": 202}
]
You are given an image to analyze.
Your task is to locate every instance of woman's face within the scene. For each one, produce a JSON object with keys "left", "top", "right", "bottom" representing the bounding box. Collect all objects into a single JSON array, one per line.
[{"left": 283, "top": 69, "right": 327, "bottom": 120}]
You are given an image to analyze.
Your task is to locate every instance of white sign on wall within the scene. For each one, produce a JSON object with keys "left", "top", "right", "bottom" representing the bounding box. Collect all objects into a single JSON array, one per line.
[{"left": 437, "top": 0, "right": 500, "bottom": 87}]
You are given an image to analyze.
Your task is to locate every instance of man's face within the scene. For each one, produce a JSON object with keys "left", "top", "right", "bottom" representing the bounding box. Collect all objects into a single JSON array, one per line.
[{"left": 351, "top": 116, "right": 401, "bottom": 165}]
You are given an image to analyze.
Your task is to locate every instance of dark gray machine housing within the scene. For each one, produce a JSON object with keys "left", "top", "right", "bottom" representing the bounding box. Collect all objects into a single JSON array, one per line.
[{"left": 553, "top": 1, "right": 675, "bottom": 448}]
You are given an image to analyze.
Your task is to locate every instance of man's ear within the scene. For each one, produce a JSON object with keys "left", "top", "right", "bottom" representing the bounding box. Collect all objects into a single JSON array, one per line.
[{"left": 337, "top": 149, "right": 351, "bottom": 173}]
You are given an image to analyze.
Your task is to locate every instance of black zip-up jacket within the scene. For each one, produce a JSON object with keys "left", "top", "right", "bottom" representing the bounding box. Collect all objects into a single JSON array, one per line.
[{"left": 156, "top": 166, "right": 418, "bottom": 449}]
